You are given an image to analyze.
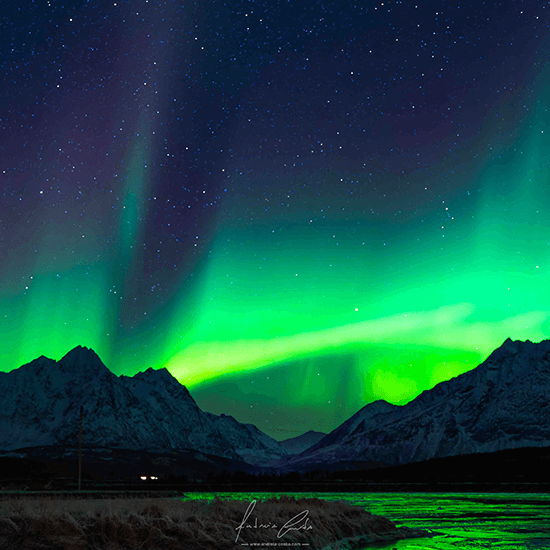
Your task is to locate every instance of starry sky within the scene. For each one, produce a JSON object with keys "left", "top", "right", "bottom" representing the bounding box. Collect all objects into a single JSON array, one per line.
[{"left": 1, "top": 0, "right": 550, "bottom": 439}]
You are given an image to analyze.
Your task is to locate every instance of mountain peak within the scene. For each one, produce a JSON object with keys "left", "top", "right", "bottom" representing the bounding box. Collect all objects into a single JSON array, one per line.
[
  {"left": 14, "top": 354, "right": 57, "bottom": 376},
  {"left": 283, "top": 338, "right": 550, "bottom": 470},
  {"left": 57, "top": 346, "right": 108, "bottom": 376},
  {"left": 61, "top": 345, "right": 97, "bottom": 360},
  {"left": 130, "top": 366, "right": 193, "bottom": 400},
  {"left": 0, "top": 349, "right": 287, "bottom": 465},
  {"left": 359, "top": 399, "right": 396, "bottom": 415},
  {"left": 135, "top": 367, "right": 179, "bottom": 383},
  {"left": 486, "top": 337, "right": 550, "bottom": 365}
]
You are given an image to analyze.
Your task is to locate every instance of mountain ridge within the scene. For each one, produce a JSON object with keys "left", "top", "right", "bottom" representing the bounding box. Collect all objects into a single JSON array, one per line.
[
  {"left": 0, "top": 346, "right": 287, "bottom": 465},
  {"left": 271, "top": 338, "right": 550, "bottom": 470},
  {"left": 279, "top": 430, "right": 327, "bottom": 455},
  {"left": 4, "top": 338, "right": 550, "bottom": 474}
]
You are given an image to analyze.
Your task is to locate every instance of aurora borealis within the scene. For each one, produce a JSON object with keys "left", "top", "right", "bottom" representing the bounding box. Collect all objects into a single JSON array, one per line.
[{"left": 2, "top": 1, "right": 550, "bottom": 439}]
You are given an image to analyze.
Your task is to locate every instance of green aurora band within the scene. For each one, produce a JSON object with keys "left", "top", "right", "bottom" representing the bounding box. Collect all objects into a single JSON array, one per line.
[{"left": 1, "top": 66, "right": 550, "bottom": 438}]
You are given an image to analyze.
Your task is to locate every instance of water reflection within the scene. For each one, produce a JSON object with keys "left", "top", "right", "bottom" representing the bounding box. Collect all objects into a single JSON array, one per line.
[{"left": 181, "top": 492, "right": 550, "bottom": 549}]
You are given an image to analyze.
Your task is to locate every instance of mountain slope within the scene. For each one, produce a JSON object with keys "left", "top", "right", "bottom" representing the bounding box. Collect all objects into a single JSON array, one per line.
[
  {"left": 0, "top": 346, "right": 287, "bottom": 465},
  {"left": 279, "top": 431, "right": 328, "bottom": 455},
  {"left": 275, "top": 338, "right": 550, "bottom": 469}
]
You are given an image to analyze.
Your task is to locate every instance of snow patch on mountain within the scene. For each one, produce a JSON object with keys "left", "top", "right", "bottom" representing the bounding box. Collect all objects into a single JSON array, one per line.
[
  {"left": 275, "top": 338, "right": 550, "bottom": 469},
  {"left": 0, "top": 347, "right": 287, "bottom": 465}
]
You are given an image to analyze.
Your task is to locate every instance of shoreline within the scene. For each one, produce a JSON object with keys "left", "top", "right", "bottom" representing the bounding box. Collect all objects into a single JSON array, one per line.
[
  {"left": 2, "top": 479, "right": 550, "bottom": 497},
  {"left": 0, "top": 495, "right": 432, "bottom": 550}
]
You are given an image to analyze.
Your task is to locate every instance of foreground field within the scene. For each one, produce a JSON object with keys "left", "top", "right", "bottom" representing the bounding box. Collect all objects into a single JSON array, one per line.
[{"left": 0, "top": 495, "right": 430, "bottom": 549}]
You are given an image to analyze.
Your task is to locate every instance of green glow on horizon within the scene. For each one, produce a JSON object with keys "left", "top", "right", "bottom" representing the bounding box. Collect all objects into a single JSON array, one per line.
[
  {"left": 2, "top": 58, "right": 550, "bottom": 439},
  {"left": 156, "top": 81, "right": 550, "bottom": 420},
  {"left": 1, "top": 265, "right": 112, "bottom": 370},
  {"left": 371, "top": 368, "right": 419, "bottom": 404}
]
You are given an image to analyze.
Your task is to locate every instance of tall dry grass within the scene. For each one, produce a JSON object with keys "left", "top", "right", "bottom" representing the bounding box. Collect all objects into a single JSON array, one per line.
[{"left": 0, "top": 494, "right": 429, "bottom": 549}]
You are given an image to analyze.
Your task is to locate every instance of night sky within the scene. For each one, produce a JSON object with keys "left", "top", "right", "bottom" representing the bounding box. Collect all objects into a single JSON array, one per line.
[{"left": 1, "top": 1, "right": 550, "bottom": 439}]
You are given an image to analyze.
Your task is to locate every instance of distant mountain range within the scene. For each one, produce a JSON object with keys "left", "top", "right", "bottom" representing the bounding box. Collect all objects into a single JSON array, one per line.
[
  {"left": 279, "top": 430, "right": 327, "bottom": 455},
  {"left": 2, "top": 338, "right": 550, "bottom": 476},
  {"left": 271, "top": 338, "right": 550, "bottom": 471},
  {"left": 0, "top": 346, "right": 287, "bottom": 465}
]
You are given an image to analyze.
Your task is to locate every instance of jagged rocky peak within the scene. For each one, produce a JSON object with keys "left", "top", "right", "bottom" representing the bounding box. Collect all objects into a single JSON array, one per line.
[
  {"left": 134, "top": 366, "right": 178, "bottom": 382},
  {"left": 277, "top": 337, "right": 550, "bottom": 470},
  {"left": 487, "top": 337, "right": 521, "bottom": 359},
  {"left": 10, "top": 353, "right": 57, "bottom": 376},
  {"left": 30, "top": 354, "right": 57, "bottom": 367},
  {"left": 351, "top": 399, "right": 397, "bottom": 421},
  {"left": 133, "top": 367, "right": 187, "bottom": 391},
  {"left": 55, "top": 345, "right": 110, "bottom": 381},
  {"left": 483, "top": 337, "right": 550, "bottom": 373},
  {"left": 131, "top": 366, "right": 191, "bottom": 396},
  {"left": 59, "top": 345, "right": 105, "bottom": 367},
  {"left": 502, "top": 337, "right": 550, "bottom": 354},
  {"left": 0, "top": 346, "right": 287, "bottom": 464}
]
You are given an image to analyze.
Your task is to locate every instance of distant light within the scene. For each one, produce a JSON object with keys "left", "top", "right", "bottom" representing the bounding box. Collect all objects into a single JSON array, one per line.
[{"left": 140, "top": 476, "right": 147, "bottom": 480}]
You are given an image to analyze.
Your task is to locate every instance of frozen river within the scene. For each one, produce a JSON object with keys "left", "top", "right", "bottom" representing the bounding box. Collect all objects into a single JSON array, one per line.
[{"left": 181, "top": 491, "right": 550, "bottom": 549}]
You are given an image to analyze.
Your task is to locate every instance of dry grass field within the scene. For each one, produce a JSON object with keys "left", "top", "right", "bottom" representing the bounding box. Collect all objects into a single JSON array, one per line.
[{"left": 0, "top": 494, "right": 430, "bottom": 549}]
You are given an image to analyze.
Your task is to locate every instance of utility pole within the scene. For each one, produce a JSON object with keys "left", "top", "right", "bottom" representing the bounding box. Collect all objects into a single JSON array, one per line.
[{"left": 78, "top": 404, "right": 83, "bottom": 491}]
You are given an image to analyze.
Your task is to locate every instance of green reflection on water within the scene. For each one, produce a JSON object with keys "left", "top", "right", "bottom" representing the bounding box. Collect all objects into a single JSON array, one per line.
[{"left": 180, "top": 492, "right": 550, "bottom": 549}]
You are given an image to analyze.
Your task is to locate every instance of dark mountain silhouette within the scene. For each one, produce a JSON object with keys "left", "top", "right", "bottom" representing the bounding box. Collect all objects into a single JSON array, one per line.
[
  {"left": 279, "top": 430, "right": 327, "bottom": 455},
  {"left": 0, "top": 346, "right": 287, "bottom": 465},
  {"left": 271, "top": 338, "right": 550, "bottom": 470}
]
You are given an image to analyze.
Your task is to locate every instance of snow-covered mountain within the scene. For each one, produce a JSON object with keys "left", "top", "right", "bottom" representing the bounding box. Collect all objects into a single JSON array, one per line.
[
  {"left": 274, "top": 338, "right": 550, "bottom": 469},
  {"left": 0, "top": 346, "right": 287, "bottom": 465},
  {"left": 279, "top": 430, "right": 327, "bottom": 455}
]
